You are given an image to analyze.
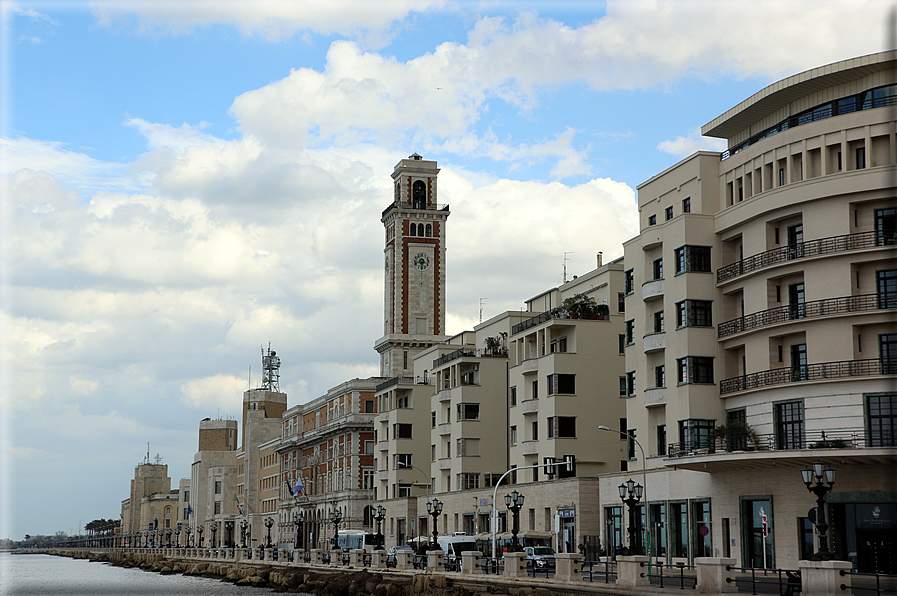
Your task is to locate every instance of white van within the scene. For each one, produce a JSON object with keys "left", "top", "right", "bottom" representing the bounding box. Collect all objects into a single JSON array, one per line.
[{"left": 436, "top": 532, "right": 480, "bottom": 565}]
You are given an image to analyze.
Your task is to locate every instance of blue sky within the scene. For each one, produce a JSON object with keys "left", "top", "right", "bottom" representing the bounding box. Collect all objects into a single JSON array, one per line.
[{"left": 1, "top": 0, "right": 892, "bottom": 539}]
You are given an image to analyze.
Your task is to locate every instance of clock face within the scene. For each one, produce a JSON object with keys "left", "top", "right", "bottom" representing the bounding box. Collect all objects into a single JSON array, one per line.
[{"left": 413, "top": 252, "right": 431, "bottom": 271}]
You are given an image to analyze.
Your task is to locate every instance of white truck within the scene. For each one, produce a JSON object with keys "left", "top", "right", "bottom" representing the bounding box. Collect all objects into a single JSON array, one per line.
[{"left": 436, "top": 533, "right": 480, "bottom": 568}]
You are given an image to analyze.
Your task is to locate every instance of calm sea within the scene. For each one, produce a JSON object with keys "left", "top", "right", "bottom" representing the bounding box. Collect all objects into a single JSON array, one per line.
[{"left": 0, "top": 552, "right": 278, "bottom": 595}]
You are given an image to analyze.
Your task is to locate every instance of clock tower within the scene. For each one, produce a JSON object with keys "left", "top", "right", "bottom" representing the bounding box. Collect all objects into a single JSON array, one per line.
[{"left": 375, "top": 154, "right": 450, "bottom": 377}]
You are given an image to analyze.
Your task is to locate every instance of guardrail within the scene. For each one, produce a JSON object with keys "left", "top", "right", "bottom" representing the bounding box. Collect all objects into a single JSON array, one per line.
[
  {"left": 581, "top": 560, "right": 617, "bottom": 583},
  {"left": 720, "top": 358, "right": 895, "bottom": 395},
  {"left": 840, "top": 569, "right": 897, "bottom": 596},
  {"left": 644, "top": 561, "right": 697, "bottom": 590}
]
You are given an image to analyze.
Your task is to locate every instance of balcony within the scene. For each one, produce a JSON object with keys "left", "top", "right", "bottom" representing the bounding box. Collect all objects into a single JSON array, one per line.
[
  {"left": 433, "top": 348, "right": 476, "bottom": 368},
  {"left": 522, "top": 441, "right": 539, "bottom": 455},
  {"left": 378, "top": 441, "right": 389, "bottom": 452},
  {"left": 522, "top": 399, "right": 539, "bottom": 414},
  {"left": 522, "top": 359, "right": 539, "bottom": 374},
  {"left": 511, "top": 309, "right": 608, "bottom": 336},
  {"left": 438, "top": 389, "right": 452, "bottom": 402},
  {"left": 438, "top": 458, "right": 452, "bottom": 471},
  {"left": 720, "top": 358, "right": 896, "bottom": 395},
  {"left": 668, "top": 428, "right": 884, "bottom": 459},
  {"left": 642, "top": 279, "right": 664, "bottom": 300},
  {"left": 717, "top": 230, "right": 887, "bottom": 283},
  {"left": 718, "top": 293, "right": 896, "bottom": 338},
  {"left": 376, "top": 376, "right": 432, "bottom": 392},
  {"left": 438, "top": 423, "right": 452, "bottom": 436},
  {"left": 378, "top": 470, "right": 389, "bottom": 480},
  {"left": 643, "top": 332, "right": 666, "bottom": 353},
  {"left": 644, "top": 387, "right": 667, "bottom": 407},
  {"left": 381, "top": 200, "right": 450, "bottom": 218}
]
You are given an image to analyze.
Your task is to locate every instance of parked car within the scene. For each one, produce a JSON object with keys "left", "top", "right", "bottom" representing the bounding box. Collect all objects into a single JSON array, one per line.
[
  {"left": 524, "top": 546, "right": 556, "bottom": 570},
  {"left": 385, "top": 545, "right": 413, "bottom": 568}
]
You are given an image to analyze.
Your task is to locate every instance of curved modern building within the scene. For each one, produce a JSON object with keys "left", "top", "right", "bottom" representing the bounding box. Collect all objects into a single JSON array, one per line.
[{"left": 611, "top": 51, "right": 896, "bottom": 572}]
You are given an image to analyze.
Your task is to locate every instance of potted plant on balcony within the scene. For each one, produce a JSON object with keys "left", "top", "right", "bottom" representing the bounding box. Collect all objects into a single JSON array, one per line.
[
  {"left": 484, "top": 335, "right": 507, "bottom": 357},
  {"left": 562, "top": 293, "right": 605, "bottom": 319},
  {"left": 711, "top": 420, "right": 759, "bottom": 452}
]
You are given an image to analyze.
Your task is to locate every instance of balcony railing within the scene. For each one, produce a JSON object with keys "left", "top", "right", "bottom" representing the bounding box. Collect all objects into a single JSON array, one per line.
[
  {"left": 376, "top": 376, "right": 431, "bottom": 392},
  {"left": 667, "top": 428, "right": 890, "bottom": 458},
  {"left": 381, "top": 200, "right": 450, "bottom": 218},
  {"left": 720, "top": 358, "right": 896, "bottom": 395},
  {"left": 511, "top": 309, "right": 608, "bottom": 336},
  {"left": 718, "top": 293, "right": 897, "bottom": 337},
  {"left": 717, "top": 230, "right": 891, "bottom": 283}
]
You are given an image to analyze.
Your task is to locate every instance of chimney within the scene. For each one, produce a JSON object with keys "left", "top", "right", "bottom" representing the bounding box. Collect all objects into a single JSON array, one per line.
[{"left": 597, "top": 252, "right": 603, "bottom": 268}]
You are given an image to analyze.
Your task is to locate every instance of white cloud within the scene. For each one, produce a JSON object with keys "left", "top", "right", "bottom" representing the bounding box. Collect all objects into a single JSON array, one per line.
[
  {"left": 181, "top": 374, "right": 248, "bottom": 410},
  {"left": 657, "top": 127, "right": 727, "bottom": 158},
  {"left": 69, "top": 377, "right": 99, "bottom": 395}
]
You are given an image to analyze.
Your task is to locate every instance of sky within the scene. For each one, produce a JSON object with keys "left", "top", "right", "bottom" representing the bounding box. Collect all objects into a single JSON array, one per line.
[{"left": 1, "top": 0, "right": 893, "bottom": 540}]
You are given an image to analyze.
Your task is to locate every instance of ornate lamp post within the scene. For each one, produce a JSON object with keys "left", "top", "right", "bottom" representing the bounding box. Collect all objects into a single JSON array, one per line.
[
  {"left": 293, "top": 512, "right": 304, "bottom": 550},
  {"left": 329, "top": 510, "right": 343, "bottom": 551},
  {"left": 175, "top": 526, "right": 181, "bottom": 547},
  {"left": 197, "top": 524, "right": 204, "bottom": 547},
  {"left": 618, "top": 478, "right": 643, "bottom": 556},
  {"left": 166, "top": 529, "right": 172, "bottom": 548},
  {"left": 224, "top": 520, "right": 235, "bottom": 548},
  {"left": 240, "top": 519, "right": 248, "bottom": 548},
  {"left": 264, "top": 517, "right": 275, "bottom": 548},
  {"left": 504, "top": 490, "right": 526, "bottom": 552},
  {"left": 801, "top": 460, "right": 836, "bottom": 560},
  {"left": 426, "top": 498, "right": 444, "bottom": 549},
  {"left": 210, "top": 521, "right": 218, "bottom": 548},
  {"left": 185, "top": 526, "right": 193, "bottom": 547},
  {"left": 373, "top": 506, "right": 386, "bottom": 550}
]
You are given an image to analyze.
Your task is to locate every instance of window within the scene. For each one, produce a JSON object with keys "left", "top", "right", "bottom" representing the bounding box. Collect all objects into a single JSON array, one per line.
[
  {"left": 364, "top": 440, "right": 375, "bottom": 454},
  {"left": 397, "top": 484, "right": 412, "bottom": 497},
  {"left": 431, "top": 411, "right": 436, "bottom": 428},
  {"left": 365, "top": 400, "right": 375, "bottom": 413},
  {"left": 677, "top": 356, "right": 714, "bottom": 384},
  {"left": 877, "top": 270, "right": 897, "bottom": 308},
  {"left": 394, "top": 453, "right": 412, "bottom": 469},
  {"left": 510, "top": 386, "right": 517, "bottom": 407},
  {"left": 648, "top": 214, "right": 656, "bottom": 226},
  {"left": 881, "top": 333, "right": 897, "bottom": 374},
  {"left": 625, "top": 371, "right": 636, "bottom": 396},
  {"left": 397, "top": 394, "right": 409, "bottom": 408},
  {"left": 693, "top": 501, "right": 712, "bottom": 557},
  {"left": 547, "top": 374, "right": 576, "bottom": 395},
  {"left": 619, "top": 334, "right": 625, "bottom": 354},
  {"left": 856, "top": 147, "right": 866, "bottom": 169},
  {"left": 653, "top": 310, "right": 664, "bottom": 333},
  {"left": 363, "top": 469, "right": 374, "bottom": 489},
  {"left": 510, "top": 426, "right": 517, "bottom": 446},
  {"left": 655, "top": 365, "right": 665, "bottom": 387},
  {"left": 394, "top": 423, "right": 413, "bottom": 438},
  {"left": 665, "top": 206, "right": 674, "bottom": 220},
  {"left": 532, "top": 420, "right": 539, "bottom": 441},
  {"left": 788, "top": 282, "right": 805, "bottom": 320},
  {"left": 619, "top": 376, "right": 627, "bottom": 396},
  {"left": 431, "top": 444, "right": 436, "bottom": 461},
  {"left": 215, "top": 481, "right": 221, "bottom": 494},
  {"left": 867, "top": 394, "right": 896, "bottom": 447},
  {"left": 676, "top": 300, "right": 713, "bottom": 327},
  {"left": 674, "top": 245, "right": 712, "bottom": 274},
  {"left": 669, "top": 502, "right": 688, "bottom": 558},
  {"left": 653, "top": 258, "right": 663, "bottom": 280},
  {"left": 412, "top": 180, "right": 426, "bottom": 208},
  {"left": 410, "top": 223, "right": 417, "bottom": 236},
  {"left": 550, "top": 336, "right": 568, "bottom": 353},
  {"left": 682, "top": 197, "right": 691, "bottom": 213},
  {"left": 679, "top": 419, "right": 714, "bottom": 451},
  {"left": 626, "top": 429, "right": 637, "bottom": 460},
  {"left": 624, "top": 320, "right": 635, "bottom": 345},
  {"left": 787, "top": 223, "right": 804, "bottom": 258},
  {"left": 459, "top": 473, "right": 480, "bottom": 490},
  {"left": 457, "top": 438, "right": 478, "bottom": 456},
  {"left": 656, "top": 425, "right": 666, "bottom": 456},
  {"left": 876, "top": 207, "right": 897, "bottom": 246},
  {"left": 790, "top": 343, "right": 808, "bottom": 381},
  {"left": 548, "top": 416, "right": 576, "bottom": 438},
  {"left": 618, "top": 292, "right": 625, "bottom": 313},
  {"left": 457, "top": 403, "right": 480, "bottom": 420},
  {"left": 214, "top": 501, "right": 221, "bottom": 515},
  {"left": 532, "top": 380, "right": 538, "bottom": 400},
  {"left": 624, "top": 269, "right": 634, "bottom": 295},
  {"left": 775, "top": 401, "right": 804, "bottom": 449}
]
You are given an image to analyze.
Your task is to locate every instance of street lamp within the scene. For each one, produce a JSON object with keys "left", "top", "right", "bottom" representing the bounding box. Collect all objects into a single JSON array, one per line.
[
  {"left": 373, "top": 506, "right": 386, "bottom": 550},
  {"left": 224, "top": 520, "right": 234, "bottom": 548},
  {"left": 618, "top": 478, "right": 643, "bottom": 556},
  {"left": 801, "top": 460, "right": 836, "bottom": 560},
  {"left": 329, "top": 510, "right": 343, "bottom": 551},
  {"left": 504, "top": 490, "right": 525, "bottom": 552},
  {"left": 293, "top": 512, "right": 304, "bottom": 550},
  {"left": 264, "top": 517, "right": 275, "bottom": 548},
  {"left": 185, "top": 526, "right": 192, "bottom": 547},
  {"left": 197, "top": 524, "right": 204, "bottom": 547},
  {"left": 240, "top": 519, "right": 248, "bottom": 548},
  {"left": 166, "top": 529, "right": 172, "bottom": 548},
  {"left": 175, "top": 526, "right": 180, "bottom": 547},
  {"left": 210, "top": 521, "right": 218, "bottom": 548},
  {"left": 426, "top": 498, "right": 444, "bottom": 549}
]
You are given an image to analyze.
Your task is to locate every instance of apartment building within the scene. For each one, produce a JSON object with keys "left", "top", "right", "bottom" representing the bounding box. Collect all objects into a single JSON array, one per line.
[
  {"left": 609, "top": 51, "right": 897, "bottom": 573},
  {"left": 187, "top": 418, "right": 239, "bottom": 546},
  {"left": 277, "top": 378, "right": 381, "bottom": 551}
]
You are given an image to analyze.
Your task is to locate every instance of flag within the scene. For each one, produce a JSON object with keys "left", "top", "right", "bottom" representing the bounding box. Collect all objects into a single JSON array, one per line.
[
  {"left": 186, "top": 505, "right": 193, "bottom": 520},
  {"left": 285, "top": 478, "right": 293, "bottom": 496},
  {"left": 293, "top": 475, "right": 303, "bottom": 496},
  {"left": 234, "top": 496, "right": 243, "bottom": 515}
]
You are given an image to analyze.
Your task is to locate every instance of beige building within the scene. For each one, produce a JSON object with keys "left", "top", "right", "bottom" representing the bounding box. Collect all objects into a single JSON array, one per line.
[
  {"left": 120, "top": 459, "right": 180, "bottom": 546},
  {"left": 187, "top": 418, "right": 239, "bottom": 546},
  {"left": 610, "top": 51, "right": 897, "bottom": 572}
]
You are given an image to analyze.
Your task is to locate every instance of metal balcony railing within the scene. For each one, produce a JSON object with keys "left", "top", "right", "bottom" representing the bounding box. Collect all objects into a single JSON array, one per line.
[
  {"left": 511, "top": 309, "right": 608, "bottom": 336},
  {"left": 375, "top": 376, "right": 432, "bottom": 392},
  {"left": 666, "top": 428, "right": 891, "bottom": 458},
  {"left": 719, "top": 358, "right": 896, "bottom": 395},
  {"left": 381, "top": 200, "right": 450, "bottom": 218},
  {"left": 718, "top": 293, "right": 897, "bottom": 337},
  {"left": 717, "top": 230, "right": 893, "bottom": 283}
]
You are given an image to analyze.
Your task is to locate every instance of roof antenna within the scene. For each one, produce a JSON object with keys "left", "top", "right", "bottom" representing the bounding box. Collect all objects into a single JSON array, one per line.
[
  {"left": 564, "top": 252, "right": 574, "bottom": 283},
  {"left": 479, "top": 298, "right": 488, "bottom": 323}
]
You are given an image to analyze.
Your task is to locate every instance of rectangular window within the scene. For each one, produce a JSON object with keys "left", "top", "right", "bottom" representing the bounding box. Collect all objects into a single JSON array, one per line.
[
  {"left": 532, "top": 380, "right": 538, "bottom": 400},
  {"left": 624, "top": 320, "right": 635, "bottom": 345},
  {"left": 653, "top": 310, "right": 664, "bottom": 333},
  {"left": 547, "top": 373, "right": 576, "bottom": 395},
  {"left": 665, "top": 206, "right": 674, "bottom": 220},
  {"left": 627, "top": 429, "right": 637, "bottom": 460},
  {"left": 655, "top": 365, "right": 665, "bottom": 388},
  {"left": 510, "top": 387, "right": 517, "bottom": 407},
  {"left": 648, "top": 214, "right": 656, "bottom": 226},
  {"left": 532, "top": 420, "right": 539, "bottom": 441},
  {"left": 682, "top": 197, "right": 691, "bottom": 213},
  {"left": 365, "top": 440, "right": 375, "bottom": 454},
  {"left": 676, "top": 356, "right": 714, "bottom": 384},
  {"left": 775, "top": 401, "right": 804, "bottom": 449},
  {"left": 625, "top": 371, "right": 636, "bottom": 396},
  {"left": 693, "top": 501, "right": 712, "bottom": 557},
  {"left": 214, "top": 481, "right": 221, "bottom": 494},
  {"left": 867, "top": 394, "right": 896, "bottom": 447},
  {"left": 619, "top": 376, "right": 627, "bottom": 397},
  {"left": 457, "top": 403, "right": 480, "bottom": 420},
  {"left": 880, "top": 333, "right": 897, "bottom": 374},
  {"left": 657, "top": 425, "right": 667, "bottom": 456},
  {"left": 679, "top": 419, "right": 715, "bottom": 451},
  {"left": 669, "top": 502, "right": 688, "bottom": 558},
  {"left": 214, "top": 501, "right": 221, "bottom": 515},
  {"left": 365, "top": 400, "right": 375, "bottom": 413},
  {"left": 431, "top": 411, "right": 436, "bottom": 428},
  {"left": 856, "top": 147, "right": 866, "bottom": 169},
  {"left": 548, "top": 416, "right": 576, "bottom": 438},
  {"left": 624, "top": 269, "right": 634, "bottom": 295},
  {"left": 653, "top": 258, "right": 663, "bottom": 280},
  {"left": 619, "top": 334, "right": 625, "bottom": 354},
  {"left": 510, "top": 425, "right": 517, "bottom": 446},
  {"left": 876, "top": 270, "right": 897, "bottom": 308},
  {"left": 394, "top": 423, "right": 413, "bottom": 439},
  {"left": 875, "top": 207, "right": 897, "bottom": 246},
  {"left": 674, "top": 245, "right": 712, "bottom": 274},
  {"left": 790, "top": 343, "right": 808, "bottom": 381},
  {"left": 676, "top": 300, "right": 713, "bottom": 327},
  {"left": 459, "top": 473, "right": 480, "bottom": 490},
  {"left": 618, "top": 292, "right": 626, "bottom": 313},
  {"left": 394, "top": 453, "right": 412, "bottom": 469}
]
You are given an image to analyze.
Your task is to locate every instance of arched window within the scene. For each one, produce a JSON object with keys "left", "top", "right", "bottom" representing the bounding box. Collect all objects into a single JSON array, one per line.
[
  {"left": 425, "top": 224, "right": 432, "bottom": 237},
  {"left": 165, "top": 507, "right": 172, "bottom": 529},
  {"left": 412, "top": 180, "right": 426, "bottom": 209},
  {"left": 410, "top": 223, "right": 417, "bottom": 236}
]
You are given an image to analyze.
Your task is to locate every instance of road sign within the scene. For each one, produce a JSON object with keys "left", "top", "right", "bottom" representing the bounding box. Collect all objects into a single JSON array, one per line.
[{"left": 699, "top": 524, "right": 710, "bottom": 536}]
